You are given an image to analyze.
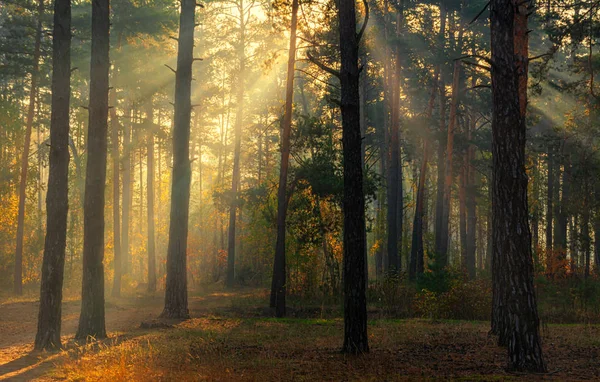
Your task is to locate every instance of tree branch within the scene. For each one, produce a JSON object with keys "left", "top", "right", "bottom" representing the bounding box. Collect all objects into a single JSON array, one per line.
[
  {"left": 306, "top": 52, "right": 340, "bottom": 78},
  {"left": 356, "top": 0, "right": 369, "bottom": 43}
]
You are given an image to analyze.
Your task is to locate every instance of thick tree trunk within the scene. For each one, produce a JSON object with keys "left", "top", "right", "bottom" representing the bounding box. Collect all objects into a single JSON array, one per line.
[
  {"left": 161, "top": 0, "right": 196, "bottom": 319},
  {"left": 147, "top": 98, "right": 157, "bottom": 293},
  {"left": 490, "top": 0, "right": 546, "bottom": 372},
  {"left": 226, "top": 1, "right": 246, "bottom": 288},
  {"left": 270, "top": 0, "right": 298, "bottom": 317},
  {"left": 34, "top": 0, "right": 71, "bottom": 350},
  {"left": 76, "top": 0, "right": 110, "bottom": 340},
  {"left": 339, "top": 0, "right": 368, "bottom": 354},
  {"left": 14, "top": 0, "right": 44, "bottom": 295}
]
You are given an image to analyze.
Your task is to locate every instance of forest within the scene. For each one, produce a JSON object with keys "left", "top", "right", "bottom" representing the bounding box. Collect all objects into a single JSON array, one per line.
[{"left": 2, "top": 0, "right": 600, "bottom": 379}]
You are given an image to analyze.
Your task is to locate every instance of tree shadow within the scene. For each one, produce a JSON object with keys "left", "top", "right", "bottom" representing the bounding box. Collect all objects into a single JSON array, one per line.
[{"left": 0, "top": 332, "right": 147, "bottom": 381}]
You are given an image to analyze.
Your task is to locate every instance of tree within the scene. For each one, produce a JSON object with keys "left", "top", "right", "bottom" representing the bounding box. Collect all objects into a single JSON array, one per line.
[
  {"left": 161, "top": 0, "right": 196, "bottom": 319},
  {"left": 75, "top": 0, "right": 110, "bottom": 339},
  {"left": 14, "top": 0, "right": 44, "bottom": 296},
  {"left": 339, "top": 0, "right": 369, "bottom": 354},
  {"left": 490, "top": 0, "right": 546, "bottom": 371},
  {"left": 270, "top": 0, "right": 299, "bottom": 318},
  {"left": 76, "top": 0, "right": 110, "bottom": 340},
  {"left": 147, "top": 97, "right": 157, "bottom": 293},
  {"left": 386, "top": 0, "right": 403, "bottom": 275},
  {"left": 34, "top": 0, "right": 71, "bottom": 350},
  {"left": 226, "top": 0, "right": 249, "bottom": 288},
  {"left": 110, "top": 38, "right": 122, "bottom": 298}
]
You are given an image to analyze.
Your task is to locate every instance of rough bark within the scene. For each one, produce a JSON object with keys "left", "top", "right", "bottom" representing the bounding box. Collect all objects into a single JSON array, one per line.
[
  {"left": 161, "top": 0, "right": 196, "bottom": 319},
  {"left": 34, "top": 0, "right": 71, "bottom": 350},
  {"left": 490, "top": 0, "right": 546, "bottom": 372},
  {"left": 340, "top": 0, "right": 368, "bottom": 354},
  {"left": 14, "top": 0, "right": 44, "bottom": 295},
  {"left": 76, "top": 0, "right": 110, "bottom": 340},
  {"left": 270, "top": 0, "right": 298, "bottom": 317},
  {"left": 465, "top": 113, "right": 477, "bottom": 279}
]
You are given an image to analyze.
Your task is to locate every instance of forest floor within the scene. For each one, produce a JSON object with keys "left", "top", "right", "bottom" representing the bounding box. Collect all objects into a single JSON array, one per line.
[{"left": 1, "top": 288, "right": 600, "bottom": 381}]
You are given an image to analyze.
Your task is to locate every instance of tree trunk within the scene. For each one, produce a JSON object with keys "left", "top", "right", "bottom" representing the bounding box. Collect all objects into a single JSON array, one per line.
[
  {"left": 147, "top": 98, "right": 157, "bottom": 293},
  {"left": 14, "top": 0, "right": 44, "bottom": 295},
  {"left": 386, "top": 1, "right": 404, "bottom": 275},
  {"left": 34, "top": 0, "right": 71, "bottom": 350},
  {"left": 409, "top": 69, "right": 438, "bottom": 280},
  {"left": 122, "top": 104, "right": 132, "bottom": 275},
  {"left": 110, "top": 36, "right": 122, "bottom": 298},
  {"left": 439, "top": 57, "right": 463, "bottom": 267},
  {"left": 465, "top": 113, "right": 477, "bottom": 279},
  {"left": 339, "top": 0, "right": 368, "bottom": 354},
  {"left": 270, "top": 0, "right": 298, "bottom": 317},
  {"left": 490, "top": 0, "right": 546, "bottom": 372},
  {"left": 161, "top": 0, "right": 196, "bottom": 319},
  {"left": 76, "top": 0, "right": 110, "bottom": 340},
  {"left": 545, "top": 145, "right": 553, "bottom": 276},
  {"left": 227, "top": 0, "right": 246, "bottom": 288},
  {"left": 459, "top": 154, "right": 467, "bottom": 269},
  {"left": 434, "top": 5, "right": 447, "bottom": 263}
]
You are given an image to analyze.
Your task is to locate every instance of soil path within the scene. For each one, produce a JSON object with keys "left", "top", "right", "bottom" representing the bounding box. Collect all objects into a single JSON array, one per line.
[{"left": 0, "top": 289, "right": 246, "bottom": 381}]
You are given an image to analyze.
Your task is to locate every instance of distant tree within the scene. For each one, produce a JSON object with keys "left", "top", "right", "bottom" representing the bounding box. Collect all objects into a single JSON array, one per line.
[
  {"left": 34, "top": 0, "right": 71, "bottom": 350},
  {"left": 161, "top": 0, "right": 196, "bottom": 319},
  {"left": 14, "top": 0, "right": 44, "bottom": 296},
  {"left": 270, "top": 0, "right": 299, "bottom": 318},
  {"left": 76, "top": 0, "right": 110, "bottom": 340}
]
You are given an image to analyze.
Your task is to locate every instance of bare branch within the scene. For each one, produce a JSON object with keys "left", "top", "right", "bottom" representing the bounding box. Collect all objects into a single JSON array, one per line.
[
  {"left": 356, "top": 0, "right": 369, "bottom": 43},
  {"left": 306, "top": 52, "right": 340, "bottom": 78},
  {"left": 164, "top": 64, "right": 177, "bottom": 74},
  {"left": 468, "top": 1, "right": 490, "bottom": 26}
]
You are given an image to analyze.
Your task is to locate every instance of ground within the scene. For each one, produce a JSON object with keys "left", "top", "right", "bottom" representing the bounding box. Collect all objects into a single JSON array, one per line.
[{"left": 1, "top": 288, "right": 600, "bottom": 381}]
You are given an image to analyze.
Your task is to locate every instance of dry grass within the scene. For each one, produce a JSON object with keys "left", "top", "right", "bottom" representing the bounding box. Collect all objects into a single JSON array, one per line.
[{"left": 54, "top": 317, "right": 600, "bottom": 381}]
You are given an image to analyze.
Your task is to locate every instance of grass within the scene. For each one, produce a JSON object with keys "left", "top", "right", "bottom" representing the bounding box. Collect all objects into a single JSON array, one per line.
[{"left": 52, "top": 315, "right": 600, "bottom": 381}]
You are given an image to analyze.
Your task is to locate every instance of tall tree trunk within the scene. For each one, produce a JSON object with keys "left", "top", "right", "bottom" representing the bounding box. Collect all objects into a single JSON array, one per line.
[
  {"left": 76, "top": 0, "right": 110, "bottom": 340},
  {"left": 34, "top": 0, "right": 71, "bottom": 350},
  {"left": 434, "top": 4, "right": 447, "bottom": 263},
  {"left": 339, "top": 0, "right": 368, "bottom": 354},
  {"left": 161, "top": 0, "right": 196, "bottom": 319},
  {"left": 122, "top": 104, "right": 132, "bottom": 275},
  {"left": 386, "top": 0, "right": 403, "bottom": 275},
  {"left": 110, "top": 35, "right": 122, "bottom": 298},
  {"left": 270, "top": 0, "right": 298, "bottom": 317},
  {"left": 409, "top": 69, "right": 438, "bottom": 280},
  {"left": 490, "top": 0, "right": 546, "bottom": 371},
  {"left": 226, "top": 0, "right": 246, "bottom": 288},
  {"left": 14, "top": 0, "right": 44, "bottom": 295},
  {"left": 583, "top": 173, "right": 590, "bottom": 279},
  {"left": 545, "top": 145, "right": 553, "bottom": 276},
  {"left": 465, "top": 112, "right": 477, "bottom": 279},
  {"left": 439, "top": 55, "right": 463, "bottom": 267},
  {"left": 147, "top": 98, "right": 157, "bottom": 293},
  {"left": 459, "top": 154, "right": 467, "bottom": 269}
]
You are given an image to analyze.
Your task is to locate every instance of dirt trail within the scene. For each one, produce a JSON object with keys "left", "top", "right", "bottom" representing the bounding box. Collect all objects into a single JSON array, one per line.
[{"left": 0, "top": 289, "right": 245, "bottom": 381}]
